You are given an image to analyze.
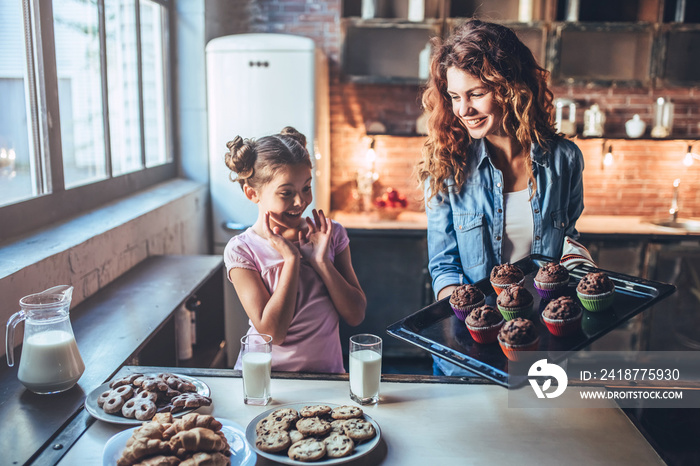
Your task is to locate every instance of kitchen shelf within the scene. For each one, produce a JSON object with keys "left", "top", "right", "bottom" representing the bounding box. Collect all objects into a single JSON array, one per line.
[
  {"left": 549, "top": 22, "right": 655, "bottom": 86},
  {"left": 656, "top": 23, "right": 700, "bottom": 85},
  {"left": 340, "top": 0, "right": 700, "bottom": 86},
  {"left": 341, "top": 18, "right": 441, "bottom": 82}
]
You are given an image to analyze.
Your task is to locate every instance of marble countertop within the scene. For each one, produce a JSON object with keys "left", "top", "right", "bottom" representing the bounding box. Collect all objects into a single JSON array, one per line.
[{"left": 332, "top": 211, "right": 700, "bottom": 237}]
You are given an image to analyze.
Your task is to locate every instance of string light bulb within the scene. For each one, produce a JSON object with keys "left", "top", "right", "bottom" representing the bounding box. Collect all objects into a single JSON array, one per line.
[
  {"left": 603, "top": 145, "right": 614, "bottom": 168},
  {"left": 684, "top": 144, "right": 695, "bottom": 167}
]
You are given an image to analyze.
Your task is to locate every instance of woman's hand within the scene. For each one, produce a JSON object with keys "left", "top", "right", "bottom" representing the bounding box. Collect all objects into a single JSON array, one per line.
[
  {"left": 299, "top": 209, "right": 332, "bottom": 267},
  {"left": 262, "top": 212, "right": 301, "bottom": 262}
]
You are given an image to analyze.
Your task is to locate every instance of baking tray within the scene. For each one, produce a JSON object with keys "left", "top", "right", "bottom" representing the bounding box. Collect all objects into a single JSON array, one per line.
[{"left": 386, "top": 254, "right": 676, "bottom": 388}]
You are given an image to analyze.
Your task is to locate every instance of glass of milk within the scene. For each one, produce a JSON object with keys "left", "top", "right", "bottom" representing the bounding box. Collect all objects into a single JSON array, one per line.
[
  {"left": 349, "top": 334, "right": 382, "bottom": 405},
  {"left": 240, "top": 333, "right": 272, "bottom": 405}
]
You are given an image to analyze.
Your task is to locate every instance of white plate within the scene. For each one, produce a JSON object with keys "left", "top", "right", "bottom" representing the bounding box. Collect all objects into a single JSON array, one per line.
[
  {"left": 102, "top": 418, "right": 256, "bottom": 466},
  {"left": 85, "top": 373, "right": 211, "bottom": 425},
  {"left": 246, "top": 402, "right": 382, "bottom": 465}
]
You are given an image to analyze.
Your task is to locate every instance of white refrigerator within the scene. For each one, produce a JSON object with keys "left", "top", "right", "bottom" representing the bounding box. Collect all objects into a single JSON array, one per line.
[{"left": 206, "top": 34, "right": 330, "bottom": 365}]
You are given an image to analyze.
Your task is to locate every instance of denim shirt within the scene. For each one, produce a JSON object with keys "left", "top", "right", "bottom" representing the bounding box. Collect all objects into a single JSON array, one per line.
[{"left": 425, "top": 137, "right": 585, "bottom": 298}]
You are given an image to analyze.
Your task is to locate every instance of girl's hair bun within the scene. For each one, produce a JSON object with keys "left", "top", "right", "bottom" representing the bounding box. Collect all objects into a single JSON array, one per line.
[
  {"left": 279, "top": 126, "right": 307, "bottom": 149},
  {"left": 224, "top": 135, "right": 257, "bottom": 184}
]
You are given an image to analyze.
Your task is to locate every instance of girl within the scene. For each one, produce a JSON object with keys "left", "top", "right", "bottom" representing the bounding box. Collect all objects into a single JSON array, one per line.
[
  {"left": 418, "top": 20, "right": 590, "bottom": 375},
  {"left": 223, "top": 126, "right": 366, "bottom": 373}
]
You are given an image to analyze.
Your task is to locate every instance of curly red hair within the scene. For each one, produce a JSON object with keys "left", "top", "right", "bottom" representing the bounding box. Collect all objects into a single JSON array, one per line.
[{"left": 417, "top": 20, "right": 557, "bottom": 201}]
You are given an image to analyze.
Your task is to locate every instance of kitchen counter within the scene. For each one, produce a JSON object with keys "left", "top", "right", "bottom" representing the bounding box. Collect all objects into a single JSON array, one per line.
[
  {"left": 55, "top": 367, "right": 665, "bottom": 466},
  {"left": 0, "top": 255, "right": 224, "bottom": 466},
  {"left": 331, "top": 211, "right": 700, "bottom": 238}
]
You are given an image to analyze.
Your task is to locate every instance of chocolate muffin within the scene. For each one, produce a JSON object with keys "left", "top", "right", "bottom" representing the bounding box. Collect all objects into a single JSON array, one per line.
[
  {"left": 498, "top": 317, "right": 538, "bottom": 346},
  {"left": 535, "top": 263, "right": 570, "bottom": 284},
  {"left": 542, "top": 296, "right": 580, "bottom": 320},
  {"left": 576, "top": 272, "right": 615, "bottom": 312},
  {"left": 497, "top": 285, "right": 533, "bottom": 308},
  {"left": 449, "top": 284, "right": 485, "bottom": 321},
  {"left": 542, "top": 296, "right": 582, "bottom": 337},
  {"left": 534, "top": 263, "right": 570, "bottom": 299},
  {"left": 490, "top": 264, "right": 525, "bottom": 295},
  {"left": 496, "top": 284, "right": 533, "bottom": 321},
  {"left": 465, "top": 305, "right": 502, "bottom": 328},
  {"left": 465, "top": 305, "right": 504, "bottom": 344},
  {"left": 576, "top": 272, "right": 614, "bottom": 295},
  {"left": 498, "top": 318, "right": 540, "bottom": 360}
]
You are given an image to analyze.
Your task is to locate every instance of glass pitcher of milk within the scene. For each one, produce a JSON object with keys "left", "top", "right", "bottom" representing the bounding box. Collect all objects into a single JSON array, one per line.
[{"left": 6, "top": 285, "right": 85, "bottom": 394}]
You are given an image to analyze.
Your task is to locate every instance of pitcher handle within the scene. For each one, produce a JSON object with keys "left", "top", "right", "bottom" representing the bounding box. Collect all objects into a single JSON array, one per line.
[{"left": 6, "top": 310, "right": 25, "bottom": 367}]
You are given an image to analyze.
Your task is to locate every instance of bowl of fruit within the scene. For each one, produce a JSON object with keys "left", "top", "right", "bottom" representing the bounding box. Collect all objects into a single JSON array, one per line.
[{"left": 374, "top": 188, "right": 408, "bottom": 220}]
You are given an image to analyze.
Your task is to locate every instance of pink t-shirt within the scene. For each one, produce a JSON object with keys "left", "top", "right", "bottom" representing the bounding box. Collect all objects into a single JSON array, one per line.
[{"left": 224, "top": 220, "right": 350, "bottom": 373}]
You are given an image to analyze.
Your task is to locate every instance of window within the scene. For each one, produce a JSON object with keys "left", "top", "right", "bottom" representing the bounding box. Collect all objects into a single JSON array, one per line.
[{"left": 0, "top": 0, "right": 174, "bottom": 240}]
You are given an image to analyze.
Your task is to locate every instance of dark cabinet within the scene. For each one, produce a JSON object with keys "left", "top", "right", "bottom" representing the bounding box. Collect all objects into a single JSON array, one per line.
[{"left": 339, "top": 229, "right": 433, "bottom": 358}]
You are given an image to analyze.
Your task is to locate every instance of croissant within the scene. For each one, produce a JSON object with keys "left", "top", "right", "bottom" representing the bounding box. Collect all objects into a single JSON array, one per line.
[
  {"left": 162, "top": 413, "right": 222, "bottom": 439},
  {"left": 179, "top": 452, "right": 231, "bottom": 466},
  {"left": 127, "top": 421, "right": 167, "bottom": 448},
  {"left": 169, "top": 427, "right": 229, "bottom": 453},
  {"left": 117, "top": 438, "right": 171, "bottom": 466}
]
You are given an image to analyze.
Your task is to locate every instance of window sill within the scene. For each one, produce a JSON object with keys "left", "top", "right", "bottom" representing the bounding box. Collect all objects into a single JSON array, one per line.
[{"left": 0, "top": 179, "right": 208, "bottom": 323}]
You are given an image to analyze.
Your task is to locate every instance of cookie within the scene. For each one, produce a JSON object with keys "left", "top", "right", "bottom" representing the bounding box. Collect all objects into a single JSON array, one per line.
[
  {"left": 330, "top": 405, "right": 363, "bottom": 420},
  {"left": 269, "top": 408, "right": 300, "bottom": 424},
  {"left": 287, "top": 438, "right": 326, "bottom": 462},
  {"left": 109, "top": 373, "right": 143, "bottom": 389},
  {"left": 295, "top": 417, "right": 331, "bottom": 437},
  {"left": 342, "top": 418, "right": 376, "bottom": 441},
  {"left": 299, "top": 405, "right": 332, "bottom": 418},
  {"left": 323, "top": 432, "right": 354, "bottom": 458},
  {"left": 289, "top": 429, "right": 305, "bottom": 444},
  {"left": 133, "top": 375, "right": 169, "bottom": 392},
  {"left": 330, "top": 420, "right": 348, "bottom": 434},
  {"left": 122, "top": 397, "right": 157, "bottom": 421},
  {"left": 133, "top": 390, "right": 159, "bottom": 403},
  {"left": 162, "top": 374, "right": 197, "bottom": 393},
  {"left": 256, "top": 414, "right": 294, "bottom": 434},
  {"left": 97, "top": 390, "right": 112, "bottom": 408},
  {"left": 170, "top": 393, "right": 212, "bottom": 410},
  {"left": 102, "top": 385, "right": 134, "bottom": 414},
  {"left": 256, "top": 430, "right": 292, "bottom": 453}
]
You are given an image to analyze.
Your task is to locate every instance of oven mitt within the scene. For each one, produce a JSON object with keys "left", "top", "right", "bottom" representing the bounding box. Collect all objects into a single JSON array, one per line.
[{"left": 560, "top": 236, "right": 596, "bottom": 271}]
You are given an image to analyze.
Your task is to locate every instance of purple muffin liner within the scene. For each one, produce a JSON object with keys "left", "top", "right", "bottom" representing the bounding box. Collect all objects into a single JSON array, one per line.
[
  {"left": 533, "top": 278, "right": 569, "bottom": 300},
  {"left": 450, "top": 297, "right": 486, "bottom": 321}
]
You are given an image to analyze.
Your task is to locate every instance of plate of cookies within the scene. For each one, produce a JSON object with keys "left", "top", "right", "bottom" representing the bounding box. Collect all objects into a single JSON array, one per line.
[
  {"left": 103, "top": 412, "right": 256, "bottom": 466},
  {"left": 246, "top": 402, "right": 381, "bottom": 465},
  {"left": 85, "top": 372, "right": 212, "bottom": 425}
]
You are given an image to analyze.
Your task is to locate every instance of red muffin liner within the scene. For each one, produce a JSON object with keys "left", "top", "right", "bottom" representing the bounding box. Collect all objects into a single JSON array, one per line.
[
  {"left": 542, "top": 308, "right": 583, "bottom": 337},
  {"left": 466, "top": 318, "right": 505, "bottom": 344},
  {"left": 498, "top": 335, "right": 540, "bottom": 361},
  {"left": 490, "top": 277, "right": 525, "bottom": 296},
  {"left": 533, "top": 278, "right": 569, "bottom": 300}
]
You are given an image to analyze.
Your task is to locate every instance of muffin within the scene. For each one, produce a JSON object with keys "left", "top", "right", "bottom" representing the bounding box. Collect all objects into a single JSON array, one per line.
[
  {"left": 496, "top": 284, "right": 533, "bottom": 321},
  {"left": 449, "top": 284, "right": 485, "bottom": 321},
  {"left": 465, "top": 305, "right": 504, "bottom": 344},
  {"left": 490, "top": 264, "right": 525, "bottom": 295},
  {"left": 542, "top": 296, "right": 582, "bottom": 337},
  {"left": 497, "top": 317, "right": 540, "bottom": 361},
  {"left": 533, "top": 262, "right": 570, "bottom": 299},
  {"left": 576, "top": 272, "right": 615, "bottom": 312}
]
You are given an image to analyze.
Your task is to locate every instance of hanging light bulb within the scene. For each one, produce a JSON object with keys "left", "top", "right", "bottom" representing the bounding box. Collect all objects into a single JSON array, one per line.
[
  {"left": 603, "top": 145, "right": 613, "bottom": 168},
  {"left": 684, "top": 144, "right": 695, "bottom": 167}
]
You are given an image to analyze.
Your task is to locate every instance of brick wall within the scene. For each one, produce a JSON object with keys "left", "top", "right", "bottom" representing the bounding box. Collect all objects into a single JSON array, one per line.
[{"left": 213, "top": 0, "right": 700, "bottom": 218}]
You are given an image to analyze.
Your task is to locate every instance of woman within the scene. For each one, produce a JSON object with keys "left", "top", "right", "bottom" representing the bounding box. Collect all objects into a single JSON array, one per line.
[{"left": 417, "top": 20, "right": 586, "bottom": 375}]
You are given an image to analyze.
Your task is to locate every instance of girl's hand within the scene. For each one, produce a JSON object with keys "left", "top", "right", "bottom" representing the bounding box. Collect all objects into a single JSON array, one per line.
[
  {"left": 299, "top": 209, "right": 332, "bottom": 267},
  {"left": 262, "top": 212, "right": 301, "bottom": 261}
]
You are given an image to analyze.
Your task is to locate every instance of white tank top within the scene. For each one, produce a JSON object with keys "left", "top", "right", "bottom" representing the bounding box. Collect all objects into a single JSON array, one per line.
[{"left": 502, "top": 188, "right": 533, "bottom": 263}]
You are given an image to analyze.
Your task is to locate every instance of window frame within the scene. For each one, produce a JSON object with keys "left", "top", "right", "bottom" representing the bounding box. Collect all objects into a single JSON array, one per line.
[{"left": 0, "top": 0, "right": 175, "bottom": 241}]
